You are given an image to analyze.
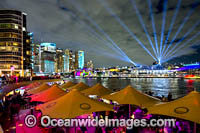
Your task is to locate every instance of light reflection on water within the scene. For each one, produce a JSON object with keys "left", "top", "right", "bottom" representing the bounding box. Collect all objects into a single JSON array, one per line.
[{"left": 64, "top": 78, "right": 200, "bottom": 99}]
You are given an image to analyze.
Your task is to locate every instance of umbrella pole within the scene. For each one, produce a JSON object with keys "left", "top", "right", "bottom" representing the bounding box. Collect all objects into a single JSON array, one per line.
[
  {"left": 129, "top": 104, "right": 131, "bottom": 118},
  {"left": 194, "top": 122, "right": 196, "bottom": 133}
]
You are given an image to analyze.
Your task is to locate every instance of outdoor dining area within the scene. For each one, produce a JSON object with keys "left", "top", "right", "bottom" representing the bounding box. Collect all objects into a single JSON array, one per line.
[{"left": 0, "top": 81, "right": 199, "bottom": 133}]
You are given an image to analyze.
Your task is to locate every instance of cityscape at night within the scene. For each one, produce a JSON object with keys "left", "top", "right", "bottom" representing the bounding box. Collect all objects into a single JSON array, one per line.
[{"left": 0, "top": 0, "right": 200, "bottom": 132}]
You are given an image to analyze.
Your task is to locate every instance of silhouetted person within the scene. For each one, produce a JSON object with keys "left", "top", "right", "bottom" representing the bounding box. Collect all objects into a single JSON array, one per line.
[{"left": 167, "top": 92, "right": 172, "bottom": 101}]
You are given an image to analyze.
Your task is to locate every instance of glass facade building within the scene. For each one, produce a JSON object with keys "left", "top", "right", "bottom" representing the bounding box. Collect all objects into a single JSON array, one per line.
[
  {"left": 78, "top": 50, "right": 84, "bottom": 69},
  {"left": 41, "top": 43, "right": 56, "bottom": 74}
]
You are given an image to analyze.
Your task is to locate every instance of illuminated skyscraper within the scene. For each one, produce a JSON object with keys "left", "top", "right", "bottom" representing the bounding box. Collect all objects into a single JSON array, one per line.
[
  {"left": 0, "top": 10, "right": 31, "bottom": 77},
  {"left": 64, "top": 49, "right": 73, "bottom": 72},
  {"left": 78, "top": 50, "right": 84, "bottom": 69},
  {"left": 87, "top": 60, "right": 94, "bottom": 70},
  {"left": 41, "top": 43, "right": 56, "bottom": 73},
  {"left": 55, "top": 48, "right": 64, "bottom": 73}
]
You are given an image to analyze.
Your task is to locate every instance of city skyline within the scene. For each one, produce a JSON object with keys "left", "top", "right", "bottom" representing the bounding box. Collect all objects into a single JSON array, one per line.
[{"left": 0, "top": 0, "right": 200, "bottom": 67}]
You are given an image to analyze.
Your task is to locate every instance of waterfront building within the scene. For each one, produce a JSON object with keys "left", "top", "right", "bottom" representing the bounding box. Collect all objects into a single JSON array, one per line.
[
  {"left": 23, "top": 31, "right": 32, "bottom": 76},
  {"left": 32, "top": 43, "right": 41, "bottom": 73},
  {"left": 0, "top": 10, "right": 31, "bottom": 77},
  {"left": 55, "top": 48, "right": 64, "bottom": 73},
  {"left": 87, "top": 60, "right": 94, "bottom": 70},
  {"left": 64, "top": 49, "right": 74, "bottom": 72},
  {"left": 78, "top": 50, "right": 84, "bottom": 69},
  {"left": 40, "top": 43, "right": 56, "bottom": 74}
]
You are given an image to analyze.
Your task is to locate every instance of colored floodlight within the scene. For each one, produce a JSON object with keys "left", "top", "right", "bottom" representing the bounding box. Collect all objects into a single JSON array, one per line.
[
  {"left": 161, "top": 0, "right": 182, "bottom": 56},
  {"left": 164, "top": 20, "right": 200, "bottom": 58},
  {"left": 147, "top": 0, "right": 159, "bottom": 58},
  {"left": 159, "top": 0, "right": 168, "bottom": 57},
  {"left": 98, "top": 0, "right": 157, "bottom": 61},
  {"left": 130, "top": 0, "right": 158, "bottom": 58},
  {"left": 70, "top": 0, "right": 137, "bottom": 65}
]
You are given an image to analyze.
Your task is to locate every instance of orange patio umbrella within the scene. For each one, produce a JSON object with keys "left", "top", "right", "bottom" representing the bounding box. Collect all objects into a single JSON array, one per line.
[
  {"left": 67, "top": 82, "right": 89, "bottom": 91},
  {"left": 148, "top": 91, "right": 200, "bottom": 124},
  {"left": 37, "top": 89, "right": 114, "bottom": 118},
  {"left": 102, "top": 85, "right": 161, "bottom": 108},
  {"left": 30, "top": 84, "right": 66, "bottom": 102},
  {"left": 59, "top": 81, "right": 76, "bottom": 90},
  {"left": 27, "top": 83, "right": 50, "bottom": 95},
  {"left": 82, "top": 83, "right": 112, "bottom": 96}
]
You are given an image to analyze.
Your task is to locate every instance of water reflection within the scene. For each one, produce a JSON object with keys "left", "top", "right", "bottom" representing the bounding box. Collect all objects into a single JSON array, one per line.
[{"left": 64, "top": 78, "right": 200, "bottom": 99}]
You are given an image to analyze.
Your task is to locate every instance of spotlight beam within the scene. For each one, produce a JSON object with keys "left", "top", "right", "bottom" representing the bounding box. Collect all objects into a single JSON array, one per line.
[
  {"left": 163, "top": 50, "right": 192, "bottom": 63},
  {"left": 159, "top": 0, "right": 168, "bottom": 58},
  {"left": 147, "top": 0, "right": 159, "bottom": 58},
  {"left": 69, "top": 0, "right": 137, "bottom": 65},
  {"left": 97, "top": 0, "right": 157, "bottom": 61},
  {"left": 162, "top": 5, "right": 197, "bottom": 57},
  {"left": 161, "top": 0, "right": 182, "bottom": 57},
  {"left": 57, "top": 0, "right": 136, "bottom": 64},
  {"left": 130, "top": 0, "right": 158, "bottom": 58},
  {"left": 164, "top": 20, "right": 200, "bottom": 58},
  {"left": 164, "top": 31, "right": 200, "bottom": 61}
]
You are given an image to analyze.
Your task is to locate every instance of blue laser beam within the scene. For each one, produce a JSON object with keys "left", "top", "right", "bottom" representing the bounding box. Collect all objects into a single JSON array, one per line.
[
  {"left": 130, "top": 0, "right": 158, "bottom": 58},
  {"left": 161, "top": 0, "right": 182, "bottom": 57},
  {"left": 164, "top": 31, "right": 200, "bottom": 61},
  {"left": 159, "top": 0, "right": 168, "bottom": 58},
  {"left": 147, "top": 0, "right": 159, "bottom": 58},
  {"left": 162, "top": 50, "right": 192, "bottom": 63},
  {"left": 69, "top": 0, "right": 137, "bottom": 65},
  {"left": 57, "top": 0, "right": 136, "bottom": 64},
  {"left": 162, "top": 2, "right": 198, "bottom": 57},
  {"left": 97, "top": 0, "right": 157, "bottom": 61},
  {"left": 164, "top": 20, "right": 200, "bottom": 58}
]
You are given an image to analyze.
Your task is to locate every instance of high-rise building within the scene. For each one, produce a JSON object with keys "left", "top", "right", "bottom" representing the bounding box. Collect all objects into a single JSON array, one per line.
[
  {"left": 41, "top": 43, "right": 56, "bottom": 74},
  {"left": 32, "top": 43, "right": 41, "bottom": 73},
  {"left": 55, "top": 48, "right": 64, "bottom": 73},
  {"left": 87, "top": 60, "right": 94, "bottom": 70},
  {"left": 64, "top": 49, "right": 73, "bottom": 72},
  {"left": 74, "top": 51, "right": 79, "bottom": 70},
  {"left": 78, "top": 50, "right": 84, "bottom": 69},
  {"left": 23, "top": 31, "right": 32, "bottom": 76},
  {"left": 0, "top": 10, "right": 31, "bottom": 77}
]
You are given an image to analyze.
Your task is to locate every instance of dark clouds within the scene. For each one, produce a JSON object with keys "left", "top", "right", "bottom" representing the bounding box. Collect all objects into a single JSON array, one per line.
[{"left": 0, "top": 0, "right": 200, "bottom": 67}]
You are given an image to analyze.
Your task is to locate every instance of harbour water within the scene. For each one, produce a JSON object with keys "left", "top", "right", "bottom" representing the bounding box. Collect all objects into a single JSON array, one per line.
[{"left": 64, "top": 78, "right": 200, "bottom": 99}]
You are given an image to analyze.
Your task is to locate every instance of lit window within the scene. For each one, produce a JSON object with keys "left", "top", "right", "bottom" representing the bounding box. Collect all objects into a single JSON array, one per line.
[
  {"left": 23, "top": 27, "right": 26, "bottom": 31},
  {"left": 0, "top": 47, "right": 6, "bottom": 51},
  {"left": 26, "top": 51, "right": 30, "bottom": 55},
  {"left": 7, "top": 47, "right": 12, "bottom": 51},
  {"left": 13, "top": 48, "right": 19, "bottom": 52},
  {"left": 26, "top": 39, "right": 30, "bottom": 43},
  {"left": 13, "top": 42, "right": 18, "bottom": 46},
  {"left": 14, "top": 24, "right": 18, "bottom": 29}
]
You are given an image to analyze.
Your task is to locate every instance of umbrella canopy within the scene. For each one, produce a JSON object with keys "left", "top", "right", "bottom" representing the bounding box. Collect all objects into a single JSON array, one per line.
[
  {"left": 82, "top": 83, "right": 112, "bottom": 96},
  {"left": 59, "top": 81, "right": 76, "bottom": 90},
  {"left": 27, "top": 83, "right": 50, "bottom": 95},
  {"left": 30, "top": 84, "right": 66, "bottom": 102},
  {"left": 24, "top": 82, "right": 41, "bottom": 91},
  {"left": 37, "top": 89, "right": 114, "bottom": 118},
  {"left": 67, "top": 82, "right": 89, "bottom": 91},
  {"left": 148, "top": 91, "right": 200, "bottom": 124},
  {"left": 102, "top": 85, "right": 161, "bottom": 107}
]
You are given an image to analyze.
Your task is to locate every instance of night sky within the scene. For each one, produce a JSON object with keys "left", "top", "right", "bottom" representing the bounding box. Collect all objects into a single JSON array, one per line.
[{"left": 0, "top": 0, "right": 200, "bottom": 67}]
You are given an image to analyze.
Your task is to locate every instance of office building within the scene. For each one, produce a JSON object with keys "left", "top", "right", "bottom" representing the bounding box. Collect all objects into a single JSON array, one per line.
[
  {"left": 64, "top": 49, "right": 74, "bottom": 72},
  {"left": 41, "top": 43, "right": 56, "bottom": 74},
  {"left": 55, "top": 48, "right": 64, "bottom": 73},
  {"left": 78, "top": 50, "right": 84, "bottom": 69}
]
